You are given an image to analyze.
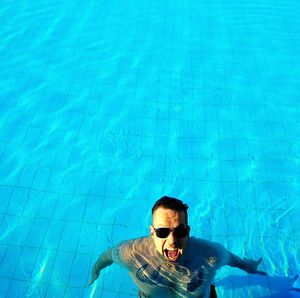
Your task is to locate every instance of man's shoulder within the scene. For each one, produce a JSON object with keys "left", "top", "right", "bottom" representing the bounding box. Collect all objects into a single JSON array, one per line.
[
  {"left": 190, "top": 237, "right": 230, "bottom": 266},
  {"left": 190, "top": 236, "right": 216, "bottom": 245},
  {"left": 112, "top": 236, "right": 153, "bottom": 267},
  {"left": 190, "top": 237, "right": 228, "bottom": 255},
  {"left": 116, "top": 236, "right": 152, "bottom": 250}
]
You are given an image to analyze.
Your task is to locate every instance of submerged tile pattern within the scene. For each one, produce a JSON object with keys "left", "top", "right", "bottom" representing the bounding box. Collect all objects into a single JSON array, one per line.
[{"left": 0, "top": 0, "right": 300, "bottom": 297}]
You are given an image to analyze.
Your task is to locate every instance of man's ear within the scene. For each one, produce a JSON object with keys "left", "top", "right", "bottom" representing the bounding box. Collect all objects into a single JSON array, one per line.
[
  {"left": 150, "top": 225, "right": 155, "bottom": 237},
  {"left": 187, "top": 225, "right": 191, "bottom": 235}
]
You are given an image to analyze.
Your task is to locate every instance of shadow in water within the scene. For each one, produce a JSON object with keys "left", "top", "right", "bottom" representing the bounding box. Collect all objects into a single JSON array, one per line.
[{"left": 216, "top": 274, "right": 300, "bottom": 298}]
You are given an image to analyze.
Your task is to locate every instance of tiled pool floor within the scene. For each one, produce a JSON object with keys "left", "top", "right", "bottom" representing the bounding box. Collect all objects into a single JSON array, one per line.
[{"left": 1, "top": 0, "right": 300, "bottom": 297}]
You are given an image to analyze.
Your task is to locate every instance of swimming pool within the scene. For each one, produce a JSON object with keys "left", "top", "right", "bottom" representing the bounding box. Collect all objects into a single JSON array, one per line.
[{"left": 0, "top": 0, "right": 300, "bottom": 297}]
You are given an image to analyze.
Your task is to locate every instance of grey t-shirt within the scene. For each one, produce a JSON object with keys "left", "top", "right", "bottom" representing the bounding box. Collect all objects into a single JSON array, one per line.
[{"left": 112, "top": 236, "right": 230, "bottom": 297}]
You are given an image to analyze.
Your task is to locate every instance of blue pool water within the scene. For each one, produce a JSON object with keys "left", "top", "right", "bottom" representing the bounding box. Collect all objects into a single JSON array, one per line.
[{"left": 1, "top": 0, "right": 300, "bottom": 297}]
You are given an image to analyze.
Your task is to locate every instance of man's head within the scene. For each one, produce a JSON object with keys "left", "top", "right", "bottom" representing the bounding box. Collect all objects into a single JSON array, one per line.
[{"left": 150, "top": 196, "right": 190, "bottom": 262}]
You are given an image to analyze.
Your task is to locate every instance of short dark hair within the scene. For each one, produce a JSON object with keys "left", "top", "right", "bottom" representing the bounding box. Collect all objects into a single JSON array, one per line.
[{"left": 152, "top": 196, "right": 189, "bottom": 225}]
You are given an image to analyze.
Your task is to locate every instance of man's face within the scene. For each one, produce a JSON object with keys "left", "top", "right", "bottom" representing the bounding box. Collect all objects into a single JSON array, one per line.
[{"left": 150, "top": 207, "right": 190, "bottom": 262}]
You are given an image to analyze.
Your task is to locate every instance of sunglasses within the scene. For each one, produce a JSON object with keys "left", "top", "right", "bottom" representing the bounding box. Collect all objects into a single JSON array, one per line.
[{"left": 154, "top": 226, "right": 189, "bottom": 239}]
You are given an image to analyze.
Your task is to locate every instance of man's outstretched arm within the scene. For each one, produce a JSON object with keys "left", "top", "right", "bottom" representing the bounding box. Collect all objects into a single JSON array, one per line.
[
  {"left": 88, "top": 248, "right": 114, "bottom": 285},
  {"left": 228, "top": 252, "right": 267, "bottom": 275}
]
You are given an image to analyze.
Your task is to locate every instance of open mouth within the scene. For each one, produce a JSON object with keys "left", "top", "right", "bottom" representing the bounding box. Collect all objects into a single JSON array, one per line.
[{"left": 164, "top": 248, "right": 180, "bottom": 262}]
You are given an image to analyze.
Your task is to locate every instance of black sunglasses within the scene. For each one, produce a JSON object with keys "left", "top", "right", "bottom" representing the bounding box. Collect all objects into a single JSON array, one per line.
[{"left": 154, "top": 226, "right": 189, "bottom": 239}]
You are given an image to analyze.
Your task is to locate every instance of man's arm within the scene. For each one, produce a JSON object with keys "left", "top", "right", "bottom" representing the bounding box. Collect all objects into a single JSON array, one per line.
[
  {"left": 228, "top": 252, "right": 267, "bottom": 275},
  {"left": 88, "top": 248, "right": 114, "bottom": 285}
]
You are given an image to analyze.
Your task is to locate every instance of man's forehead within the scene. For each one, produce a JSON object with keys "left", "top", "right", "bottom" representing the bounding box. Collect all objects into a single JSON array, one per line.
[{"left": 152, "top": 207, "right": 186, "bottom": 224}]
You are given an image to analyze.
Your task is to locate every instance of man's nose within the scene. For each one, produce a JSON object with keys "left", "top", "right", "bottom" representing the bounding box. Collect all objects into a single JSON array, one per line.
[{"left": 167, "top": 230, "right": 177, "bottom": 243}]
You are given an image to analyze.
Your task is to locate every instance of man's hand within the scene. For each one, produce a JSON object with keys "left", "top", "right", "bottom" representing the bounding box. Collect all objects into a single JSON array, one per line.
[
  {"left": 88, "top": 270, "right": 100, "bottom": 286},
  {"left": 228, "top": 253, "right": 267, "bottom": 275},
  {"left": 88, "top": 249, "right": 113, "bottom": 286},
  {"left": 242, "top": 257, "right": 267, "bottom": 275}
]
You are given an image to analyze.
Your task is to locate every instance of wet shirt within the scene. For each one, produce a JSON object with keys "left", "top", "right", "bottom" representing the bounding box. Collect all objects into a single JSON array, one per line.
[{"left": 112, "top": 236, "right": 230, "bottom": 298}]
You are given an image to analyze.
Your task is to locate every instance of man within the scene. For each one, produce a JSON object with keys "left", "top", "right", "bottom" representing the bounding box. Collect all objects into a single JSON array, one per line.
[{"left": 89, "top": 196, "right": 267, "bottom": 297}]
